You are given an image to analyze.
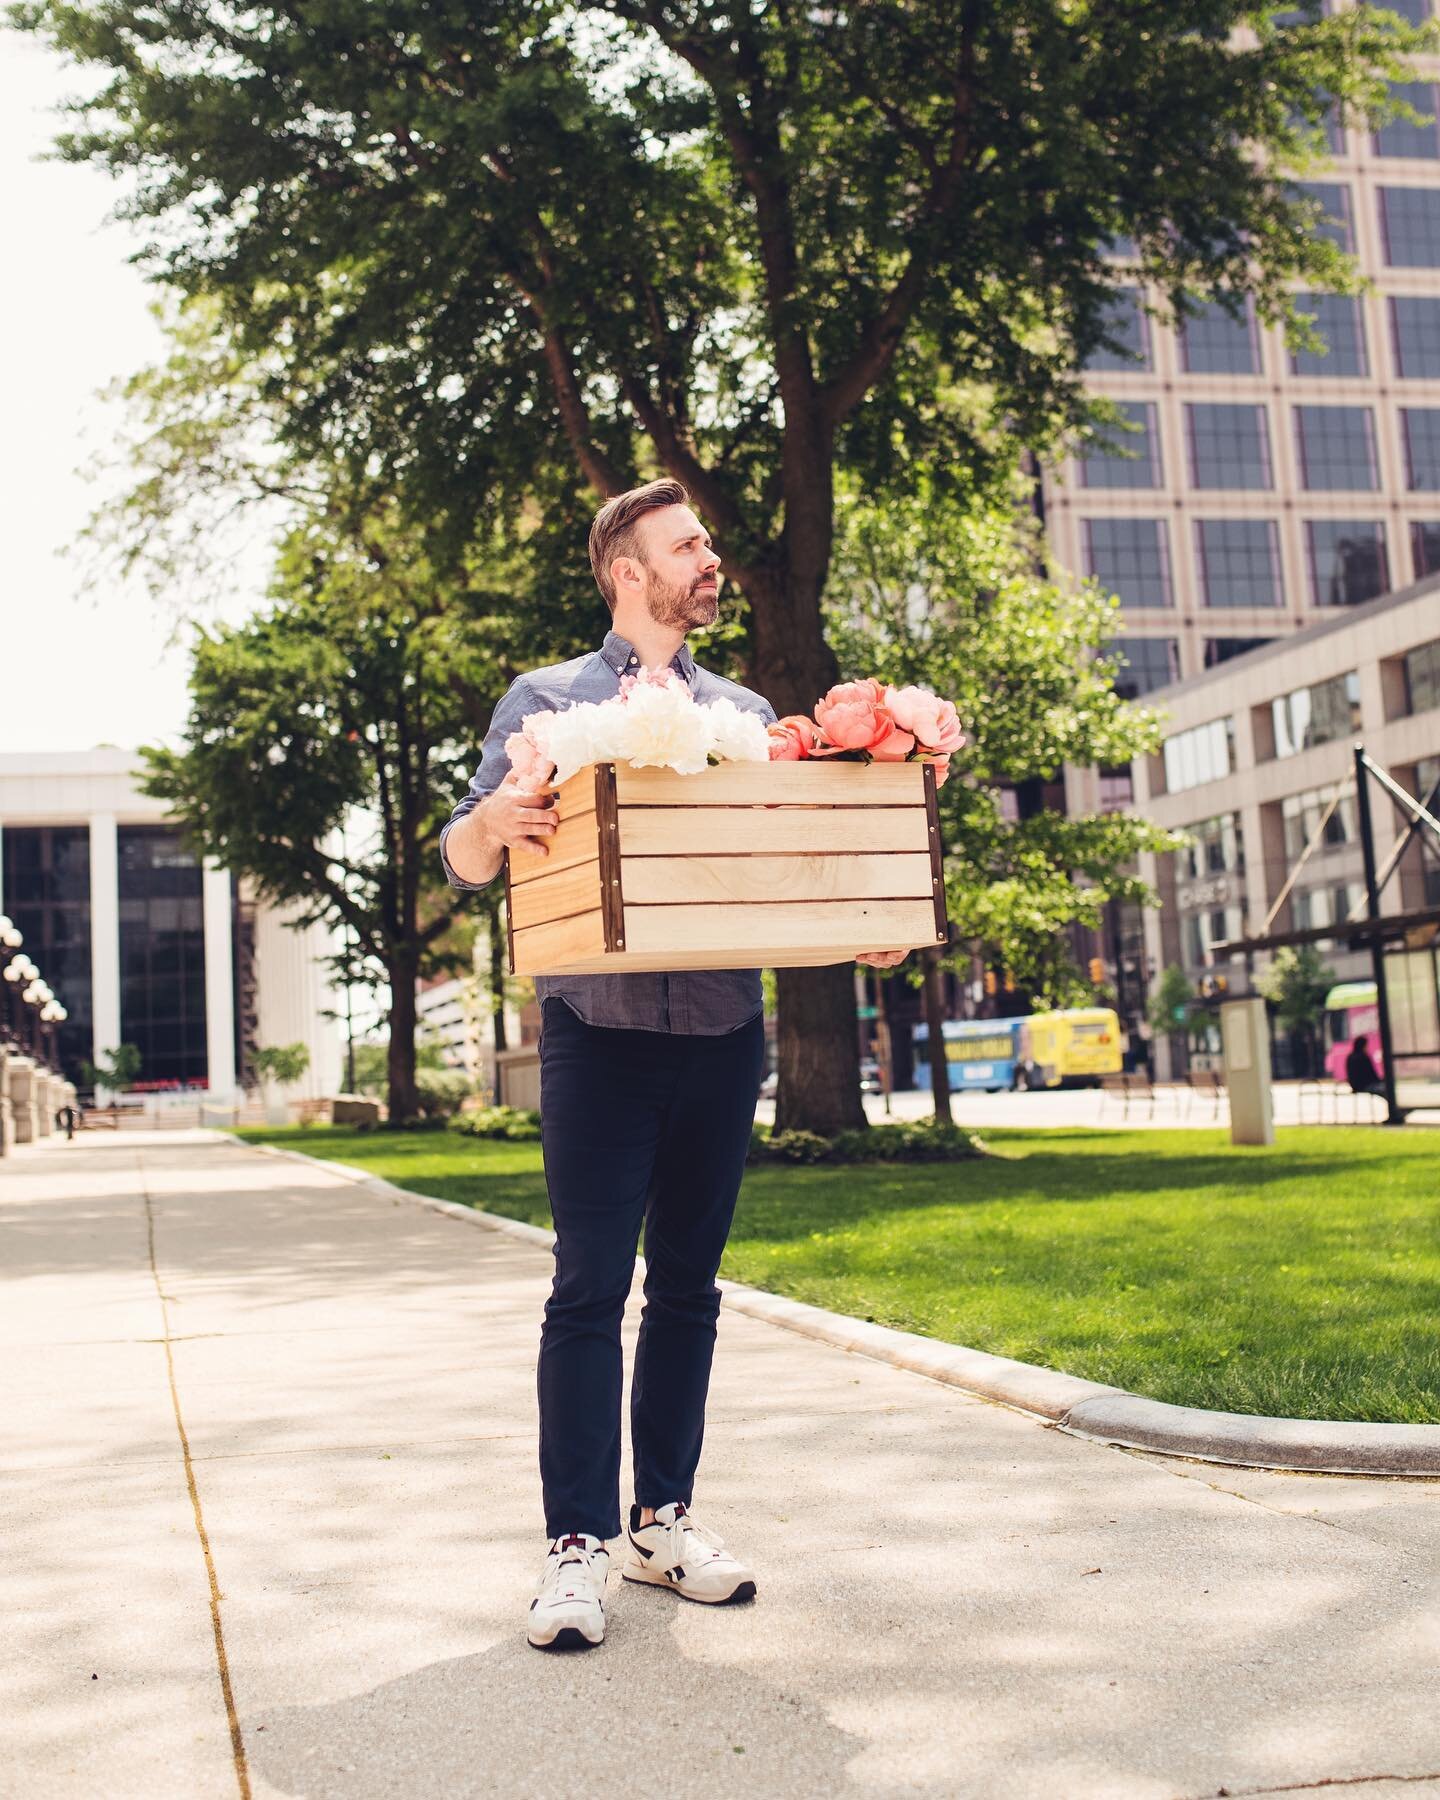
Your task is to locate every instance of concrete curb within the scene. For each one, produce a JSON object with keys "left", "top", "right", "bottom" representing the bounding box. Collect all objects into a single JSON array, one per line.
[{"left": 239, "top": 1136, "right": 1440, "bottom": 1478}]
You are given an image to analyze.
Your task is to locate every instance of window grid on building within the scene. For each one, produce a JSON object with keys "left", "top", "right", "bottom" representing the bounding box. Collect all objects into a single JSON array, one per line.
[
  {"left": 1281, "top": 784, "right": 1357, "bottom": 861},
  {"left": 0, "top": 825, "right": 93, "bottom": 1084},
  {"left": 117, "top": 825, "right": 209, "bottom": 1089},
  {"left": 1402, "top": 408, "right": 1440, "bottom": 489},
  {"left": 1304, "top": 520, "right": 1390, "bottom": 607},
  {"left": 1104, "top": 636, "right": 1181, "bottom": 698},
  {"left": 1162, "top": 717, "right": 1236, "bottom": 794},
  {"left": 1390, "top": 296, "right": 1440, "bottom": 376},
  {"left": 1204, "top": 637, "right": 1277, "bottom": 667},
  {"left": 1194, "top": 519, "right": 1283, "bottom": 608},
  {"left": 1081, "top": 518, "right": 1172, "bottom": 607},
  {"left": 1180, "top": 298, "right": 1261, "bottom": 375},
  {"left": 1380, "top": 185, "right": 1440, "bottom": 267},
  {"left": 1186, "top": 403, "right": 1273, "bottom": 489},
  {"left": 1294, "top": 404, "right": 1378, "bottom": 491},
  {"left": 1294, "top": 181, "right": 1353, "bottom": 252},
  {"left": 1291, "top": 293, "right": 1368, "bottom": 377},
  {"left": 1085, "top": 287, "right": 1151, "bottom": 372},
  {"left": 1411, "top": 520, "right": 1440, "bottom": 577},
  {"left": 1375, "top": 81, "right": 1440, "bottom": 159},
  {"left": 1177, "top": 813, "right": 1245, "bottom": 880},
  {"left": 1078, "top": 401, "right": 1162, "bottom": 488},
  {"left": 1271, "top": 671, "right": 1363, "bottom": 759},
  {"left": 1405, "top": 638, "right": 1440, "bottom": 713}
]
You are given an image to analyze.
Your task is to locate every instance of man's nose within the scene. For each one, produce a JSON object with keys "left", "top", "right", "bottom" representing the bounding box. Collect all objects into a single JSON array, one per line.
[{"left": 701, "top": 549, "right": 720, "bottom": 573}]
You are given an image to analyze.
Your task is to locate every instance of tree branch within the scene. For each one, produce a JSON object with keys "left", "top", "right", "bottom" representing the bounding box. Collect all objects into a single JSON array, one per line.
[{"left": 819, "top": 28, "right": 980, "bottom": 428}]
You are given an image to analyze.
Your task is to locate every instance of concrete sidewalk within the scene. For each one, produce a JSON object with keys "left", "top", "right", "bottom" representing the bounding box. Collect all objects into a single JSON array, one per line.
[{"left": 4, "top": 1132, "right": 1439, "bottom": 1800}]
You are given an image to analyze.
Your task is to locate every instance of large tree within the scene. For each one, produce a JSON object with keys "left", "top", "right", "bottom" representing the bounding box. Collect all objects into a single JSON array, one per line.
[
  {"left": 140, "top": 500, "right": 510, "bottom": 1123},
  {"left": 21, "top": 0, "right": 1424, "bottom": 1130}
]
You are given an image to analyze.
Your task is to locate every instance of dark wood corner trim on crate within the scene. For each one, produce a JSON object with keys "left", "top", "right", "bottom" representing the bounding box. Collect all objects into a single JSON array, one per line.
[
  {"left": 503, "top": 853, "right": 517, "bottom": 970},
  {"left": 922, "top": 760, "right": 949, "bottom": 945},
  {"left": 596, "top": 762, "right": 624, "bottom": 953}
]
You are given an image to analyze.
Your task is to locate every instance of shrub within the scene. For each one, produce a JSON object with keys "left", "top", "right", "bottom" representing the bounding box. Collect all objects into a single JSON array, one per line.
[
  {"left": 748, "top": 1120, "right": 984, "bottom": 1165},
  {"left": 453, "top": 1104, "right": 543, "bottom": 1141},
  {"left": 413, "top": 1067, "right": 474, "bottom": 1121}
]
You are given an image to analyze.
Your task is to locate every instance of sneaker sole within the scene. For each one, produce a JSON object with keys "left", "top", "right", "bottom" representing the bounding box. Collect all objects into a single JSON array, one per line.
[
  {"left": 527, "top": 1624, "right": 603, "bottom": 1651},
  {"left": 622, "top": 1566, "right": 757, "bottom": 1605}
]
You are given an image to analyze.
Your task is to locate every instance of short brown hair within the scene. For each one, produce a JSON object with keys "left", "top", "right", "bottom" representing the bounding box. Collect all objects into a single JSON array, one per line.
[{"left": 588, "top": 478, "right": 690, "bottom": 613}]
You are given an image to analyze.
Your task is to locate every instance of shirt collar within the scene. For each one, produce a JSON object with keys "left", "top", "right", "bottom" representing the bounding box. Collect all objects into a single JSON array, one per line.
[{"left": 601, "top": 629, "right": 696, "bottom": 685}]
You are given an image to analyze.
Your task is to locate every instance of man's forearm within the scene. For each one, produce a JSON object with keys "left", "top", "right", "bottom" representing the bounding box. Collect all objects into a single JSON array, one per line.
[{"left": 445, "top": 797, "right": 505, "bottom": 887}]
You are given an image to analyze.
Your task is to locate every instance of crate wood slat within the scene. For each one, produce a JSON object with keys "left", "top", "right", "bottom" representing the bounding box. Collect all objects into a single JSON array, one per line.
[
  {"left": 508, "top": 804, "right": 601, "bottom": 887},
  {"left": 621, "top": 899, "right": 937, "bottom": 960},
  {"left": 511, "top": 908, "right": 606, "bottom": 975},
  {"left": 522, "top": 944, "right": 891, "bottom": 975},
  {"left": 613, "top": 761, "right": 924, "bottom": 806},
  {"left": 622, "top": 852, "right": 934, "bottom": 905},
  {"left": 503, "top": 760, "right": 947, "bottom": 977},
  {"left": 619, "top": 806, "right": 930, "bottom": 857},
  {"left": 508, "top": 858, "right": 603, "bottom": 930}
]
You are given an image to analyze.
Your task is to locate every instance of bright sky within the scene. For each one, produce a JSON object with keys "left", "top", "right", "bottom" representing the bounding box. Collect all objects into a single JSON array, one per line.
[{"left": 1, "top": 34, "right": 259, "bottom": 755}]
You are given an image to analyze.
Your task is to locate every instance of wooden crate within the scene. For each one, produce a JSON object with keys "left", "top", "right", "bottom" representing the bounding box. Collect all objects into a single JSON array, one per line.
[{"left": 505, "top": 760, "right": 947, "bottom": 976}]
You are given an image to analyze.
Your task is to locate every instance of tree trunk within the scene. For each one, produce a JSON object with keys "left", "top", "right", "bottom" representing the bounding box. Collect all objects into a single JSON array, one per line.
[
  {"left": 923, "top": 950, "right": 954, "bottom": 1127},
  {"left": 747, "top": 562, "right": 868, "bottom": 1137},
  {"left": 772, "top": 963, "right": 867, "bottom": 1135},
  {"left": 386, "top": 951, "right": 420, "bottom": 1125}
]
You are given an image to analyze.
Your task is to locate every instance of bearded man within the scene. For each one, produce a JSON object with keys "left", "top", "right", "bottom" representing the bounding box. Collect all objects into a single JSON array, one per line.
[{"left": 442, "top": 478, "right": 905, "bottom": 1650}]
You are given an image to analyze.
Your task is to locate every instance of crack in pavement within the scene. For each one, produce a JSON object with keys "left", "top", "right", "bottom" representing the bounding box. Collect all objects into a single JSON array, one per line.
[{"left": 1186, "top": 1768, "right": 1440, "bottom": 1797}]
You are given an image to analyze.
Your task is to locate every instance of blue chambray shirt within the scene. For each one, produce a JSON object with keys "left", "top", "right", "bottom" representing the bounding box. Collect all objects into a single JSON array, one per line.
[{"left": 440, "top": 630, "right": 777, "bottom": 1035}]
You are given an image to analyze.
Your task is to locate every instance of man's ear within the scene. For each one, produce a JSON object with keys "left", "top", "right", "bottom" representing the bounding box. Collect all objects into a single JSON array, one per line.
[{"left": 612, "top": 555, "right": 643, "bottom": 594}]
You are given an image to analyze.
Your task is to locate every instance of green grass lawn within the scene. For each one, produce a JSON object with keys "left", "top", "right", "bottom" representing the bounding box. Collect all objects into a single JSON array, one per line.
[{"left": 235, "top": 1124, "right": 1440, "bottom": 1424}]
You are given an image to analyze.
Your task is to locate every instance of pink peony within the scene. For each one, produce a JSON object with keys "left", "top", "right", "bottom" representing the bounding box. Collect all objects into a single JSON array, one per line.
[
  {"left": 927, "top": 755, "right": 951, "bottom": 789},
  {"left": 505, "top": 729, "right": 556, "bottom": 794},
  {"left": 884, "top": 685, "right": 964, "bottom": 754},
  {"left": 767, "top": 714, "right": 818, "bottom": 761},
  {"left": 812, "top": 678, "right": 914, "bottom": 759},
  {"left": 619, "top": 664, "right": 683, "bottom": 698}
]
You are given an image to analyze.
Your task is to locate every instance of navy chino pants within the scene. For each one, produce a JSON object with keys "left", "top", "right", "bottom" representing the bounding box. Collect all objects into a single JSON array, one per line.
[{"left": 535, "top": 995, "right": 766, "bottom": 1541}]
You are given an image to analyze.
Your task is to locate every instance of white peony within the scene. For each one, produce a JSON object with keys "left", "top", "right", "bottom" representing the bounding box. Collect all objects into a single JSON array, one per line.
[
  {"left": 541, "top": 701, "right": 632, "bottom": 784},
  {"left": 612, "top": 680, "right": 714, "bottom": 774},
  {"left": 703, "top": 696, "right": 771, "bottom": 764}
]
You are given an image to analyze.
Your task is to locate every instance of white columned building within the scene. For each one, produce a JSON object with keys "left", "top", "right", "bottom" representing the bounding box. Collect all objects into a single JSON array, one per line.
[{"left": 0, "top": 749, "right": 341, "bottom": 1104}]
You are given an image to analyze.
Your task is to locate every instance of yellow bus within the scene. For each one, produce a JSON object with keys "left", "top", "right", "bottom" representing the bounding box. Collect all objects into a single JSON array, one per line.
[{"left": 1016, "top": 1008, "right": 1125, "bottom": 1090}]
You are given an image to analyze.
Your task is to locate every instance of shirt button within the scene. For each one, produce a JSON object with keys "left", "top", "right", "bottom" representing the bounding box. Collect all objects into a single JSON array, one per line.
[{"left": 628, "top": 656, "right": 637, "bottom": 666}]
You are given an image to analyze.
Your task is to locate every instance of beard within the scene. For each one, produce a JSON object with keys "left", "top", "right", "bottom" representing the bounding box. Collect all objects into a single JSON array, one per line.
[{"left": 644, "top": 567, "right": 720, "bottom": 631}]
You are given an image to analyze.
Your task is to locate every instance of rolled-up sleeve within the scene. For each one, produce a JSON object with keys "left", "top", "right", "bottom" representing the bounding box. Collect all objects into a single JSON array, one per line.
[{"left": 439, "top": 676, "right": 545, "bottom": 891}]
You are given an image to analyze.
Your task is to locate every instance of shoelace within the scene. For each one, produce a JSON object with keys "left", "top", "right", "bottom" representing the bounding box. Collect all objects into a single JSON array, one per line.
[
  {"left": 541, "top": 1542, "right": 603, "bottom": 1600},
  {"left": 658, "top": 1512, "right": 726, "bottom": 1566}
]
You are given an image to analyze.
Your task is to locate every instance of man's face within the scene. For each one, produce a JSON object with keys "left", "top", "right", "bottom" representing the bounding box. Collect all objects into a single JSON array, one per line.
[{"left": 630, "top": 504, "right": 722, "bottom": 630}]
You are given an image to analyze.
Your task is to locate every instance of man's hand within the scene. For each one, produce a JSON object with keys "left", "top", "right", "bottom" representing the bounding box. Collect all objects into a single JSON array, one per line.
[
  {"left": 484, "top": 770, "right": 560, "bottom": 856},
  {"left": 856, "top": 949, "right": 910, "bottom": 969}
]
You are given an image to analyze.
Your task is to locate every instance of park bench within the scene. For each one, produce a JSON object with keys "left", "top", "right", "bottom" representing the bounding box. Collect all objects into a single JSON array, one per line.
[
  {"left": 1188, "top": 1068, "right": 1227, "bottom": 1119},
  {"left": 1101, "top": 1071, "right": 1155, "bottom": 1120}
]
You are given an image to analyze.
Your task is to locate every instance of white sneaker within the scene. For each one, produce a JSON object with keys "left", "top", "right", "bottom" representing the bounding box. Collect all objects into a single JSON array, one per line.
[
  {"left": 527, "top": 1533, "right": 609, "bottom": 1650},
  {"left": 622, "top": 1502, "right": 757, "bottom": 1605}
]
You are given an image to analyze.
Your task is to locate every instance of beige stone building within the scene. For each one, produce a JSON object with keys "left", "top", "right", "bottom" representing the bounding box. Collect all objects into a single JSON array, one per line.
[{"left": 1130, "top": 580, "right": 1440, "bottom": 1075}]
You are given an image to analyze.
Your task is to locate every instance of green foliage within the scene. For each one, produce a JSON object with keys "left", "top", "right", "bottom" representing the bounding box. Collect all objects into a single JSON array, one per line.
[
  {"left": 826, "top": 467, "right": 1183, "bottom": 1000},
  {"left": 453, "top": 1104, "right": 543, "bottom": 1142},
  {"left": 80, "top": 1043, "right": 142, "bottom": 1092},
  {"left": 1147, "top": 965, "right": 1198, "bottom": 1037},
  {"left": 749, "top": 1121, "right": 984, "bottom": 1165},
  {"left": 251, "top": 1042, "right": 310, "bottom": 1086},
  {"left": 414, "top": 1067, "right": 474, "bottom": 1121},
  {"left": 1256, "top": 944, "right": 1336, "bottom": 1033}
]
